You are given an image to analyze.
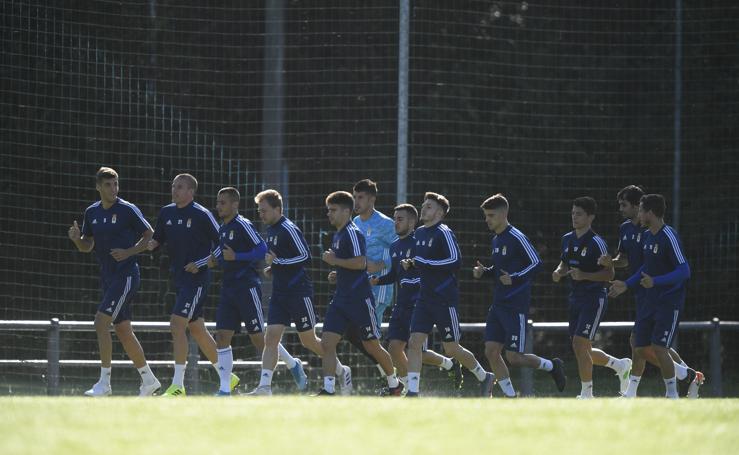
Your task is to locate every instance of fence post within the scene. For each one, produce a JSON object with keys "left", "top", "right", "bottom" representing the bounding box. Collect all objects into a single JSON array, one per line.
[
  {"left": 46, "top": 318, "right": 60, "bottom": 396},
  {"left": 709, "top": 317, "right": 722, "bottom": 397},
  {"left": 186, "top": 334, "right": 200, "bottom": 394},
  {"left": 520, "top": 320, "right": 534, "bottom": 396}
]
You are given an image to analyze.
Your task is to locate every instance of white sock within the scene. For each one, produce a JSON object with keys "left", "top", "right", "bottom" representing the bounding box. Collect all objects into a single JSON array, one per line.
[
  {"left": 137, "top": 364, "right": 156, "bottom": 385},
  {"left": 323, "top": 376, "right": 336, "bottom": 394},
  {"left": 99, "top": 367, "right": 112, "bottom": 386},
  {"left": 408, "top": 372, "right": 420, "bottom": 393},
  {"left": 172, "top": 363, "right": 186, "bottom": 387},
  {"left": 440, "top": 357, "right": 453, "bottom": 370},
  {"left": 580, "top": 381, "right": 594, "bottom": 398},
  {"left": 469, "top": 362, "right": 487, "bottom": 382},
  {"left": 278, "top": 344, "right": 297, "bottom": 368},
  {"left": 664, "top": 376, "right": 678, "bottom": 398},
  {"left": 259, "top": 369, "right": 274, "bottom": 388},
  {"left": 624, "top": 375, "right": 641, "bottom": 398},
  {"left": 498, "top": 377, "right": 516, "bottom": 397},
  {"left": 216, "top": 347, "right": 233, "bottom": 392},
  {"left": 376, "top": 363, "right": 386, "bottom": 376},
  {"left": 387, "top": 373, "right": 399, "bottom": 388},
  {"left": 538, "top": 358, "right": 553, "bottom": 372},
  {"left": 604, "top": 355, "right": 619, "bottom": 371},
  {"left": 674, "top": 362, "right": 688, "bottom": 380},
  {"left": 334, "top": 359, "right": 344, "bottom": 376}
]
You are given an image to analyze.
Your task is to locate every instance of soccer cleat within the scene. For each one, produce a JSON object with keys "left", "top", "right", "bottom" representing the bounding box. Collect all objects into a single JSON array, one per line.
[
  {"left": 687, "top": 371, "right": 705, "bottom": 399},
  {"left": 289, "top": 358, "right": 308, "bottom": 391},
  {"left": 387, "top": 382, "right": 404, "bottom": 397},
  {"left": 214, "top": 390, "right": 231, "bottom": 397},
  {"left": 615, "top": 358, "right": 632, "bottom": 396},
  {"left": 679, "top": 368, "right": 696, "bottom": 397},
  {"left": 230, "top": 373, "right": 240, "bottom": 392},
  {"left": 338, "top": 365, "right": 353, "bottom": 396},
  {"left": 138, "top": 378, "right": 162, "bottom": 397},
  {"left": 447, "top": 359, "right": 464, "bottom": 390},
  {"left": 246, "top": 385, "right": 273, "bottom": 396},
  {"left": 405, "top": 391, "right": 419, "bottom": 398},
  {"left": 84, "top": 381, "right": 112, "bottom": 397},
  {"left": 313, "top": 388, "right": 335, "bottom": 396},
  {"left": 576, "top": 394, "right": 594, "bottom": 400},
  {"left": 480, "top": 372, "right": 495, "bottom": 397},
  {"left": 550, "top": 358, "right": 567, "bottom": 392},
  {"left": 162, "top": 384, "right": 186, "bottom": 397}
]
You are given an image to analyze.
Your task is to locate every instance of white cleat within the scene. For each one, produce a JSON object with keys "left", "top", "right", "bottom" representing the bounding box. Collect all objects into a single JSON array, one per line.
[
  {"left": 84, "top": 381, "right": 112, "bottom": 397},
  {"left": 138, "top": 378, "right": 162, "bottom": 397},
  {"left": 576, "top": 394, "right": 594, "bottom": 399},
  {"left": 246, "top": 385, "right": 273, "bottom": 396},
  {"left": 615, "top": 358, "right": 632, "bottom": 395},
  {"left": 687, "top": 371, "right": 705, "bottom": 399},
  {"left": 338, "top": 365, "right": 353, "bottom": 396}
]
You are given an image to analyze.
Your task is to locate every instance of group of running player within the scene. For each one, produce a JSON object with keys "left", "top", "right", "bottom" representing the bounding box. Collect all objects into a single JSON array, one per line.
[{"left": 69, "top": 168, "right": 703, "bottom": 398}]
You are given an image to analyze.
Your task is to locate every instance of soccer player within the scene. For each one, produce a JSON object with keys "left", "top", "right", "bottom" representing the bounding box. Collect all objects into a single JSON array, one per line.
[
  {"left": 473, "top": 194, "right": 566, "bottom": 398},
  {"left": 68, "top": 167, "right": 161, "bottom": 397},
  {"left": 552, "top": 197, "right": 629, "bottom": 398},
  {"left": 599, "top": 185, "right": 703, "bottom": 397},
  {"left": 405, "top": 192, "right": 494, "bottom": 397},
  {"left": 147, "top": 173, "right": 238, "bottom": 396},
  {"left": 352, "top": 179, "right": 396, "bottom": 325},
  {"left": 318, "top": 191, "right": 402, "bottom": 396},
  {"left": 609, "top": 194, "right": 692, "bottom": 399},
  {"left": 247, "top": 189, "right": 351, "bottom": 396},
  {"left": 209, "top": 187, "right": 304, "bottom": 396},
  {"left": 370, "top": 204, "right": 463, "bottom": 391}
]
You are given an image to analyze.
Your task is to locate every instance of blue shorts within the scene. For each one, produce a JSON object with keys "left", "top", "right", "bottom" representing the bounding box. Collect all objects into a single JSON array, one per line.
[
  {"left": 568, "top": 293, "right": 607, "bottom": 341},
  {"left": 216, "top": 283, "right": 264, "bottom": 334},
  {"left": 323, "top": 294, "right": 380, "bottom": 341},
  {"left": 410, "top": 300, "right": 461, "bottom": 342},
  {"left": 484, "top": 304, "right": 527, "bottom": 352},
  {"left": 173, "top": 282, "right": 209, "bottom": 322},
  {"left": 268, "top": 292, "right": 317, "bottom": 332},
  {"left": 99, "top": 270, "right": 140, "bottom": 324},
  {"left": 634, "top": 299, "right": 682, "bottom": 348},
  {"left": 387, "top": 301, "right": 415, "bottom": 342}
]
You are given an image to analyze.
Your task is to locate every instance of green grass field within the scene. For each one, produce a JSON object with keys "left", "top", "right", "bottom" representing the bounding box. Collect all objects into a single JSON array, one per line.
[{"left": 2, "top": 397, "right": 738, "bottom": 454}]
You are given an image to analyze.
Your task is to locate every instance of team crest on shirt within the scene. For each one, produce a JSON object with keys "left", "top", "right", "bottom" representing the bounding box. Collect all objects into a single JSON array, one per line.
[
  {"left": 653, "top": 244, "right": 659, "bottom": 254},
  {"left": 111, "top": 214, "right": 117, "bottom": 224},
  {"left": 273, "top": 237, "right": 278, "bottom": 245},
  {"left": 229, "top": 230, "right": 234, "bottom": 240},
  {"left": 103, "top": 218, "right": 107, "bottom": 223},
  {"left": 580, "top": 247, "right": 587, "bottom": 257},
  {"left": 494, "top": 247, "right": 499, "bottom": 254},
  {"left": 406, "top": 249, "right": 411, "bottom": 258},
  {"left": 177, "top": 219, "right": 182, "bottom": 225},
  {"left": 367, "top": 228, "right": 372, "bottom": 236},
  {"left": 637, "top": 233, "right": 641, "bottom": 242},
  {"left": 428, "top": 238, "right": 433, "bottom": 247},
  {"left": 623, "top": 235, "right": 627, "bottom": 241},
  {"left": 573, "top": 246, "right": 578, "bottom": 252},
  {"left": 502, "top": 246, "right": 507, "bottom": 256},
  {"left": 186, "top": 218, "right": 192, "bottom": 228}
]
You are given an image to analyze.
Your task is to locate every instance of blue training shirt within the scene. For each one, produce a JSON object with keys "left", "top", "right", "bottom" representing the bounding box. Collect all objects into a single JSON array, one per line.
[
  {"left": 212, "top": 214, "right": 266, "bottom": 288},
  {"left": 626, "top": 224, "right": 690, "bottom": 305},
  {"left": 152, "top": 201, "right": 220, "bottom": 287},
  {"left": 332, "top": 221, "right": 372, "bottom": 300},
  {"left": 560, "top": 229, "right": 609, "bottom": 298},
  {"left": 265, "top": 215, "right": 313, "bottom": 296},
  {"left": 353, "top": 210, "right": 397, "bottom": 306},
  {"left": 413, "top": 221, "right": 461, "bottom": 307},
  {"left": 481, "top": 225, "right": 541, "bottom": 312},
  {"left": 81, "top": 197, "right": 152, "bottom": 281},
  {"left": 376, "top": 233, "right": 420, "bottom": 309},
  {"left": 617, "top": 220, "right": 646, "bottom": 277}
]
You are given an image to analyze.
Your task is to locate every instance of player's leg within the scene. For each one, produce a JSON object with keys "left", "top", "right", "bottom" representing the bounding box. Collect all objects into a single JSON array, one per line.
[
  {"left": 651, "top": 304, "right": 680, "bottom": 398},
  {"left": 437, "top": 305, "right": 492, "bottom": 396},
  {"left": 356, "top": 295, "right": 402, "bottom": 395},
  {"left": 113, "top": 318, "right": 160, "bottom": 396},
  {"left": 407, "top": 332, "right": 427, "bottom": 396},
  {"left": 388, "top": 340, "right": 408, "bottom": 377},
  {"left": 483, "top": 305, "right": 514, "bottom": 397},
  {"left": 387, "top": 302, "right": 411, "bottom": 379},
  {"left": 623, "top": 316, "right": 652, "bottom": 398},
  {"left": 94, "top": 311, "right": 113, "bottom": 371},
  {"left": 319, "top": 332, "right": 341, "bottom": 395}
]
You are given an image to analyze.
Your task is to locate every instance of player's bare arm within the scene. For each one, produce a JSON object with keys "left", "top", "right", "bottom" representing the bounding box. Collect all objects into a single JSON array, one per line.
[
  {"left": 68, "top": 220, "right": 94, "bottom": 252},
  {"left": 110, "top": 229, "right": 153, "bottom": 262}
]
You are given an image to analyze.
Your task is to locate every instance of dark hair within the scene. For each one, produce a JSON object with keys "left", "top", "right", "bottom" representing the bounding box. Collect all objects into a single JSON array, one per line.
[
  {"left": 254, "top": 189, "right": 283, "bottom": 209},
  {"left": 480, "top": 193, "right": 509, "bottom": 210},
  {"left": 326, "top": 191, "right": 354, "bottom": 210},
  {"left": 96, "top": 167, "right": 118, "bottom": 183},
  {"left": 424, "top": 192, "right": 450, "bottom": 214},
  {"left": 394, "top": 203, "right": 418, "bottom": 220},
  {"left": 573, "top": 196, "right": 597, "bottom": 216},
  {"left": 174, "top": 173, "right": 198, "bottom": 191},
  {"left": 617, "top": 185, "right": 645, "bottom": 206},
  {"left": 353, "top": 179, "right": 378, "bottom": 196},
  {"left": 640, "top": 194, "right": 666, "bottom": 218},
  {"left": 218, "top": 187, "right": 240, "bottom": 202}
]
